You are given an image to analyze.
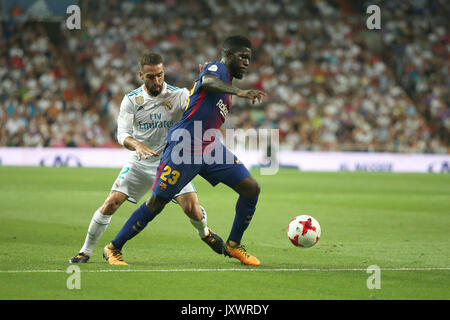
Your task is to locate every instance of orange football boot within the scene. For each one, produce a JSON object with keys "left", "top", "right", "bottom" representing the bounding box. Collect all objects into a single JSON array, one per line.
[
  {"left": 103, "top": 242, "right": 129, "bottom": 266},
  {"left": 226, "top": 241, "right": 260, "bottom": 266}
]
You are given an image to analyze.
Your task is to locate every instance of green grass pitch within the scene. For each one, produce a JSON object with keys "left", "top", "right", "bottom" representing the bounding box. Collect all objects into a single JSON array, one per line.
[{"left": 0, "top": 166, "right": 449, "bottom": 300}]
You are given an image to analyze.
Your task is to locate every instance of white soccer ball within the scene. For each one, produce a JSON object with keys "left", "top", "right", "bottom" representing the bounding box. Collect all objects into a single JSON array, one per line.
[{"left": 287, "top": 215, "right": 321, "bottom": 248}]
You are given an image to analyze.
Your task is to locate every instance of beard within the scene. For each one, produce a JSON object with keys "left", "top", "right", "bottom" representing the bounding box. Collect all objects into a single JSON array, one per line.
[
  {"left": 230, "top": 68, "right": 244, "bottom": 79},
  {"left": 230, "top": 62, "right": 245, "bottom": 79},
  {"left": 146, "top": 83, "right": 162, "bottom": 96}
]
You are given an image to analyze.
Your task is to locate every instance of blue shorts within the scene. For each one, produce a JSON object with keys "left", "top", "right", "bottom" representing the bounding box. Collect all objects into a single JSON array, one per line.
[{"left": 151, "top": 141, "right": 251, "bottom": 202}]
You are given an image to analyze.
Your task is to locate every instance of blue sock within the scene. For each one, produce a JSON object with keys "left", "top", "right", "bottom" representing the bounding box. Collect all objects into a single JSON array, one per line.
[
  {"left": 228, "top": 196, "right": 258, "bottom": 244},
  {"left": 112, "top": 202, "right": 156, "bottom": 249}
]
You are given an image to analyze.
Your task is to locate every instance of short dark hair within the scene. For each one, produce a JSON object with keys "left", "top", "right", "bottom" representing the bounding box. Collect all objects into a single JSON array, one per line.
[
  {"left": 222, "top": 35, "right": 252, "bottom": 54},
  {"left": 138, "top": 52, "right": 163, "bottom": 71}
]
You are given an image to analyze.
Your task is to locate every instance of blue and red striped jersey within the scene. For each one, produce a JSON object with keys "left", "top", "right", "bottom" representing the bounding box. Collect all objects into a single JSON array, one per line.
[{"left": 167, "top": 61, "right": 232, "bottom": 148}]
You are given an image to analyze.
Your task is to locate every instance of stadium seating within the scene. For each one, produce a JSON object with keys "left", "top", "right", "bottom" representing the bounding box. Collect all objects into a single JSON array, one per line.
[{"left": 1, "top": 0, "right": 448, "bottom": 153}]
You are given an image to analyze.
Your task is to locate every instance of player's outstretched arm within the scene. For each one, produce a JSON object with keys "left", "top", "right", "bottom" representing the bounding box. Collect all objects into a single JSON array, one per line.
[{"left": 202, "top": 74, "right": 267, "bottom": 104}]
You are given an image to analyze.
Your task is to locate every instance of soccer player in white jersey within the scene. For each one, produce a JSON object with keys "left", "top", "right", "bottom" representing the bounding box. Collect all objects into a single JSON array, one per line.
[{"left": 69, "top": 53, "right": 229, "bottom": 265}]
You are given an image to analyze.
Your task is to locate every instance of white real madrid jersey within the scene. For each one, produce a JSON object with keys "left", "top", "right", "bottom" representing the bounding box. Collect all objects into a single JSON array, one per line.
[{"left": 117, "top": 82, "right": 189, "bottom": 165}]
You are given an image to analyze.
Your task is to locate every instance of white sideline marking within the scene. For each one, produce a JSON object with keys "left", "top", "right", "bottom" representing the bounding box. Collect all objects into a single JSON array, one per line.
[{"left": 1, "top": 267, "right": 449, "bottom": 273}]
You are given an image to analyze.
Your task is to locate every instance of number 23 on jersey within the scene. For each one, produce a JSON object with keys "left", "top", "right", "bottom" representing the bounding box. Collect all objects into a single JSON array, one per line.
[{"left": 160, "top": 165, "right": 180, "bottom": 185}]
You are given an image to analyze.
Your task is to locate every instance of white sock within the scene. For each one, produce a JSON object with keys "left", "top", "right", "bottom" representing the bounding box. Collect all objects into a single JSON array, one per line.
[
  {"left": 79, "top": 209, "right": 112, "bottom": 256},
  {"left": 190, "top": 206, "right": 209, "bottom": 238}
]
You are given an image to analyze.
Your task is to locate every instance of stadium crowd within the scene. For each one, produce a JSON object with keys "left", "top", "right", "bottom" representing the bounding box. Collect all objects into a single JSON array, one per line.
[
  {"left": 0, "top": 0, "right": 448, "bottom": 153},
  {"left": 376, "top": 0, "right": 449, "bottom": 150},
  {"left": 0, "top": 20, "right": 114, "bottom": 147}
]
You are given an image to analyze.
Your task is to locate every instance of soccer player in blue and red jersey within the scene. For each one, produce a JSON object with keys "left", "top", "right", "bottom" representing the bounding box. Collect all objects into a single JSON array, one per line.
[{"left": 104, "top": 35, "right": 267, "bottom": 265}]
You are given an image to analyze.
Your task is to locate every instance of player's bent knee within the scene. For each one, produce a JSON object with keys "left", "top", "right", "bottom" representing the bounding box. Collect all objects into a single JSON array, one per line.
[
  {"left": 101, "top": 193, "right": 127, "bottom": 215},
  {"left": 249, "top": 181, "right": 261, "bottom": 198},
  {"left": 102, "top": 202, "right": 121, "bottom": 215},
  {"left": 176, "top": 194, "right": 200, "bottom": 217},
  {"left": 182, "top": 201, "right": 195, "bottom": 215},
  {"left": 184, "top": 202, "right": 203, "bottom": 221},
  {"left": 235, "top": 177, "right": 260, "bottom": 199},
  {"left": 145, "top": 195, "right": 167, "bottom": 215}
]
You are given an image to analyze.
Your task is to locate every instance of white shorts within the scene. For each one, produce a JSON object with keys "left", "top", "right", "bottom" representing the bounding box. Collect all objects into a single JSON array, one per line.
[{"left": 111, "top": 160, "right": 196, "bottom": 203}]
